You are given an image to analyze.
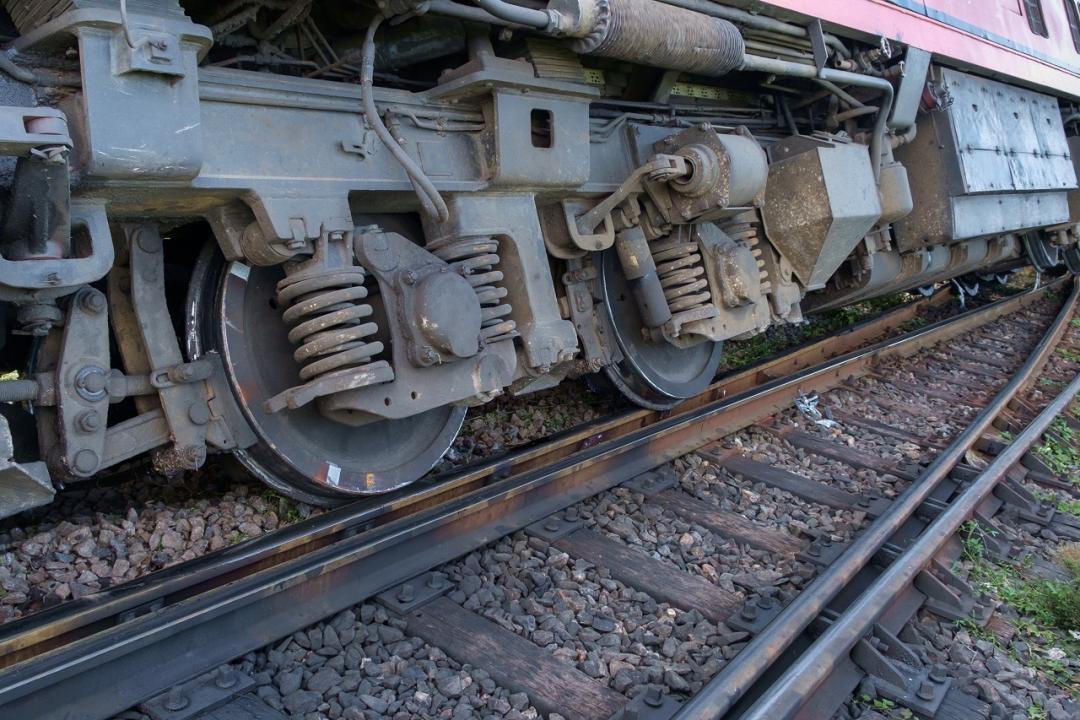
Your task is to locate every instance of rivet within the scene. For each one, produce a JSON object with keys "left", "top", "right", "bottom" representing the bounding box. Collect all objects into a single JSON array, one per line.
[{"left": 72, "top": 449, "right": 99, "bottom": 474}]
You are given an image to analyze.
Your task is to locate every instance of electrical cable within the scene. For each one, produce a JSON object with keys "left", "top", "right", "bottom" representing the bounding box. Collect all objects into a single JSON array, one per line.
[{"left": 361, "top": 14, "right": 449, "bottom": 222}]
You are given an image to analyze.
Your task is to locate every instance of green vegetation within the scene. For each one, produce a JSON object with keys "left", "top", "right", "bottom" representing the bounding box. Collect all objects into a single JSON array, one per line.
[
  {"left": 1034, "top": 420, "right": 1079, "bottom": 478},
  {"left": 958, "top": 524, "right": 1080, "bottom": 692},
  {"left": 722, "top": 292, "right": 917, "bottom": 370},
  {"left": 1056, "top": 346, "right": 1080, "bottom": 364}
]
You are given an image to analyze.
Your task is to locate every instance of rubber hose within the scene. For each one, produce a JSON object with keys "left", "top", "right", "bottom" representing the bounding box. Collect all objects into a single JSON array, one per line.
[
  {"left": 573, "top": 0, "right": 744, "bottom": 76},
  {"left": 361, "top": 16, "right": 449, "bottom": 222}
]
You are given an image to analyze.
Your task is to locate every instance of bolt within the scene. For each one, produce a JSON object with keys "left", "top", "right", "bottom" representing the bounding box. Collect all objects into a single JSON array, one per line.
[
  {"left": 72, "top": 449, "right": 99, "bottom": 475},
  {"left": 806, "top": 541, "right": 822, "bottom": 557},
  {"left": 215, "top": 665, "right": 238, "bottom": 689},
  {"left": 821, "top": 537, "right": 832, "bottom": 547},
  {"left": 135, "top": 228, "right": 163, "bottom": 254},
  {"left": 164, "top": 686, "right": 189, "bottom": 712},
  {"left": 564, "top": 507, "right": 579, "bottom": 522},
  {"left": 168, "top": 364, "right": 197, "bottom": 384},
  {"left": 75, "top": 410, "right": 101, "bottom": 433},
  {"left": 402, "top": 270, "right": 417, "bottom": 285},
  {"left": 79, "top": 289, "right": 107, "bottom": 315},
  {"left": 756, "top": 595, "right": 774, "bottom": 609},
  {"left": 76, "top": 366, "right": 108, "bottom": 397},
  {"left": 929, "top": 665, "right": 947, "bottom": 684},
  {"left": 543, "top": 518, "right": 560, "bottom": 532},
  {"left": 421, "top": 348, "right": 438, "bottom": 364},
  {"left": 427, "top": 573, "right": 445, "bottom": 590},
  {"left": 857, "top": 495, "right": 871, "bottom": 508},
  {"left": 740, "top": 604, "right": 757, "bottom": 620},
  {"left": 397, "top": 583, "right": 416, "bottom": 603},
  {"left": 188, "top": 400, "right": 211, "bottom": 426},
  {"left": 917, "top": 681, "right": 936, "bottom": 701},
  {"left": 643, "top": 685, "right": 664, "bottom": 708}
]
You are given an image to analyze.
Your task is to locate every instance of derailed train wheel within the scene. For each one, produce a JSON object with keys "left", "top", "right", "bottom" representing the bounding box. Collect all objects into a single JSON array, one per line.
[
  {"left": 596, "top": 248, "right": 723, "bottom": 410},
  {"left": 186, "top": 243, "right": 465, "bottom": 505}
]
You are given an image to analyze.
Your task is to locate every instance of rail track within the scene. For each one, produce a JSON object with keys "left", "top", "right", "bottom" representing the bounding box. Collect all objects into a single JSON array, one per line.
[{"left": 0, "top": 279, "right": 1076, "bottom": 720}]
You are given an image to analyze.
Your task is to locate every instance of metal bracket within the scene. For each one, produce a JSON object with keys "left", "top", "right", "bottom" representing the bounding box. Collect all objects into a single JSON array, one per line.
[
  {"left": 916, "top": 560, "right": 994, "bottom": 626},
  {"left": 993, "top": 479, "right": 1055, "bottom": 526},
  {"left": 376, "top": 571, "right": 453, "bottom": 615},
  {"left": 114, "top": 30, "right": 186, "bottom": 77},
  {"left": 851, "top": 625, "right": 952, "bottom": 718},
  {"left": 0, "top": 106, "right": 71, "bottom": 156},
  {"left": 525, "top": 508, "right": 585, "bottom": 542},
  {"left": 622, "top": 466, "right": 676, "bottom": 496},
  {"left": 854, "top": 491, "right": 892, "bottom": 518},
  {"left": 608, "top": 685, "right": 682, "bottom": 720},
  {"left": 140, "top": 667, "right": 255, "bottom": 720},
  {"left": 0, "top": 413, "right": 54, "bottom": 519},
  {"left": 797, "top": 535, "right": 847, "bottom": 567},
  {"left": 125, "top": 225, "right": 210, "bottom": 473},
  {"left": 726, "top": 594, "right": 782, "bottom": 635},
  {"left": 54, "top": 287, "right": 111, "bottom": 478},
  {"left": 808, "top": 19, "right": 829, "bottom": 72}
]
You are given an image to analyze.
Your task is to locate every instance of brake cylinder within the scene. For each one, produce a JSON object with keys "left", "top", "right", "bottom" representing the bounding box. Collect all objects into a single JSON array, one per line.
[{"left": 558, "top": 0, "right": 745, "bottom": 76}]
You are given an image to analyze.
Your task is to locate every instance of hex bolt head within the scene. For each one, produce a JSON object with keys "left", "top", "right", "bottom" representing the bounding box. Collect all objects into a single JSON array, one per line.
[
  {"left": 75, "top": 410, "right": 101, "bottom": 433},
  {"left": 564, "top": 507, "right": 579, "bottom": 522},
  {"left": 740, "top": 604, "right": 758, "bottom": 620},
  {"left": 929, "top": 665, "right": 948, "bottom": 684},
  {"left": 643, "top": 685, "right": 664, "bottom": 708},
  {"left": 79, "top": 289, "right": 107, "bottom": 315},
  {"left": 215, "top": 665, "right": 238, "bottom": 689},
  {"left": 806, "top": 541, "right": 822, "bottom": 557},
  {"left": 917, "top": 681, "right": 936, "bottom": 701},
  {"left": 164, "top": 686, "right": 189, "bottom": 711},
  {"left": 72, "top": 449, "right": 99, "bottom": 475},
  {"left": 427, "top": 573, "right": 445, "bottom": 590},
  {"left": 397, "top": 583, "right": 416, "bottom": 603},
  {"left": 402, "top": 270, "right": 417, "bottom": 286}
]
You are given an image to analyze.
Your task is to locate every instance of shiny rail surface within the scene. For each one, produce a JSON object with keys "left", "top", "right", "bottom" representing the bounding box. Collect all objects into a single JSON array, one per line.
[{"left": 0, "top": 281, "right": 1071, "bottom": 720}]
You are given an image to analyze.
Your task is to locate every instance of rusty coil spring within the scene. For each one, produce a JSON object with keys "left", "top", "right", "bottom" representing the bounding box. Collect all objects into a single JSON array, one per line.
[
  {"left": 276, "top": 263, "right": 383, "bottom": 383},
  {"left": 431, "top": 236, "right": 518, "bottom": 345},
  {"left": 649, "top": 229, "right": 715, "bottom": 324},
  {"left": 720, "top": 218, "right": 771, "bottom": 291}
]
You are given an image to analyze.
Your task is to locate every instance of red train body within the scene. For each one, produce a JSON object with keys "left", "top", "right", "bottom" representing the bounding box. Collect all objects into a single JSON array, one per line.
[{"left": 764, "top": 0, "right": 1080, "bottom": 98}]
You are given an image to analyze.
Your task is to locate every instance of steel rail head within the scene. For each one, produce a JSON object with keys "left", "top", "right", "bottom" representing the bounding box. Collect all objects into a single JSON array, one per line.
[
  {"left": 740, "top": 370, "right": 1080, "bottom": 720},
  {"left": 0, "top": 283, "right": 1013, "bottom": 659},
  {"left": 671, "top": 277, "right": 1079, "bottom": 720},
  {"left": 0, "top": 280, "right": 1066, "bottom": 719}
]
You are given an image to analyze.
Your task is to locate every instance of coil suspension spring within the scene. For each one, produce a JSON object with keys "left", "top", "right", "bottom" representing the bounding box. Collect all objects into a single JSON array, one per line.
[
  {"left": 276, "top": 234, "right": 384, "bottom": 387},
  {"left": 430, "top": 235, "right": 518, "bottom": 345},
  {"left": 719, "top": 217, "right": 771, "bottom": 293},
  {"left": 649, "top": 225, "right": 717, "bottom": 328}
]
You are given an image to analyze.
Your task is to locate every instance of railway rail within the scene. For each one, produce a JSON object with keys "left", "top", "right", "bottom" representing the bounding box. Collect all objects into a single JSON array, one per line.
[{"left": 0, "top": 278, "right": 1075, "bottom": 720}]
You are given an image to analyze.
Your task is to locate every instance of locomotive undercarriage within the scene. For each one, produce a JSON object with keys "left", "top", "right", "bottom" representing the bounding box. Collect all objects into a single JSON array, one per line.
[{"left": 0, "top": 0, "right": 1075, "bottom": 514}]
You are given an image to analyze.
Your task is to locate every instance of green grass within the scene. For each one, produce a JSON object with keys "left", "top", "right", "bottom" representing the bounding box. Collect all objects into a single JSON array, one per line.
[
  {"left": 1034, "top": 420, "right": 1079, "bottom": 478},
  {"left": 1056, "top": 346, "right": 1080, "bottom": 363},
  {"left": 958, "top": 525, "right": 1080, "bottom": 692},
  {"left": 722, "top": 292, "right": 917, "bottom": 370}
]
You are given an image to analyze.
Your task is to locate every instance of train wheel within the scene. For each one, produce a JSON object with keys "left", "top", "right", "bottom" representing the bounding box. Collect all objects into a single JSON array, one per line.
[
  {"left": 186, "top": 243, "right": 464, "bottom": 505},
  {"left": 596, "top": 249, "right": 723, "bottom": 410}
]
